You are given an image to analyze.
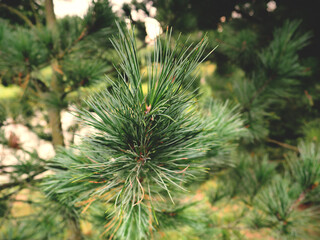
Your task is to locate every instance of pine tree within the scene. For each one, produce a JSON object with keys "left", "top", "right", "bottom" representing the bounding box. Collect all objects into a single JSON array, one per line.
[
  {"left": 0, "top": 0, "right": 117, "bottom": 147},
  {"left": 213, "top": 20, "right": 313, "bottom": 141},
  {"left": 1, "top": 2, "right": 320, "bottom": 239},
  {"left": 0, "top": 1, "right": 117, "bottom": 239},
  {"left": 203, "top": 16, "right": 320, "bottom": 240},
  {"left": 43, "top": 23, "right": 245, "bottom": 239},
  {"left": 128, "top": 2, "right": 320, "bottom": 239}
]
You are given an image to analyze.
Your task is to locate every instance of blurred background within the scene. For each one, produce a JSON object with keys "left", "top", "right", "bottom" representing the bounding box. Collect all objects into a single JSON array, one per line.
[{"left": 0, "top": 0, "right": 320, "bottom": 239}]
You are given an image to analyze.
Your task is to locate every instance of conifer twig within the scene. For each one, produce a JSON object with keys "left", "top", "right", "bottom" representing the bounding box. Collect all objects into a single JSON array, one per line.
[
  {"left": 0, "top": 3, "right": 34, "bottom": 28},
  {"left": 0, "top": 169, "right": 45, "bottom": 191},
  {"left": 267, "top": 138, "right": 299, "bottom": 152}
]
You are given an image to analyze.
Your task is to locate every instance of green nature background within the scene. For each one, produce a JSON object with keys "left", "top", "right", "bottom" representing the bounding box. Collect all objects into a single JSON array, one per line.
[{"left": 0, "top": 0, "right": 320, "bottom": 239}]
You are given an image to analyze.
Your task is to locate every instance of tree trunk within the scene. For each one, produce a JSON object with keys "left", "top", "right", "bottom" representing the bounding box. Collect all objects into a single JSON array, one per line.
[
  {"left": 48, "top": 106, "right": 64, "bottom": 147},
  {"left": 44, "top": 0, "right": 56, "bottom": 28},
  {"left": 44, "top": 0, "right": 65, "bottom": 147},
  {"left": 47, "top": 59, "right": 65, "bottom": 148},
  {"left": 44, "top": 2, "right": 83, "bottom": 240}
]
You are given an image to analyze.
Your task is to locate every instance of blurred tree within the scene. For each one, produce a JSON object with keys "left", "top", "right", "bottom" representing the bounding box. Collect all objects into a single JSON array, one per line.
[
  {"left": 0, "top": 1, "right": 118, "bottom": 239},
  {"left": 0, "top": 0, "right": 44, "bottom": 27},
  {"left": 0, "top": 0, "right": 118, "bottom": 146},
  {"left": 213, "top": 20, "right": 313, "bottom": 141},
  {"left": 123, "top": 0, "right": 242, "bottom": 32}
]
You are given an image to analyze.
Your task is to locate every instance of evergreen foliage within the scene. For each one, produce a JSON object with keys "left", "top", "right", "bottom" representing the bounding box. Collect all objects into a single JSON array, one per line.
[
  {"left": 44, "top": 23, "right": 246, "bottom": 239},
  {"left": 215, "top": 20, "right": 312, "bottom": 140},
  {"left": 0, "top": 0, "right": 118, "bottom": 147},
  {"left": 1, "top": 1, "right": 320, "bottom": 240}
]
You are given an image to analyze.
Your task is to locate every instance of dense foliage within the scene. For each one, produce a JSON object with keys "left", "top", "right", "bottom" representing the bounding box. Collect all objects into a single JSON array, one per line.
[{"left": 1, "top": 0, "right": 320, "bottom": 239}]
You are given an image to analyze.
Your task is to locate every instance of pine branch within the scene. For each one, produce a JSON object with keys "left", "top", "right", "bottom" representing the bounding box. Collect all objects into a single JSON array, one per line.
[
  {"left": 0, "top": 169, "right": 45, "bottom": 191},
  {"left": 29, "top": 0, "right": 41, "bottom": 27},
  {"left": 267, "top": 138, "right": 299, "bottom": 152},
  {"left": 248, "top": 75, "right": 275, "bottom": 106},
  {"left": 0, "top": 3, "right": 34, "bottom": 28},
  {"left": 45, "top": 23, "right": 219, "bottom": 239},
  {"left": 0, "top": 165, "right": 17, "bottom": 170},
  {"left": 58, "top": 27, "right": 88, "bottom": 60},
  {"left": 0, "top": 188, "right": 21, "bottom": 201}
]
